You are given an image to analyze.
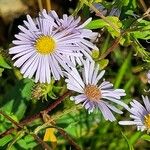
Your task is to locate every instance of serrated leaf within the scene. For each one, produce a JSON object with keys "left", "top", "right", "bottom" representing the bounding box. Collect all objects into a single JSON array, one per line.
[{"left": 0, "top": 54, "right": 11, "bottom": 69}]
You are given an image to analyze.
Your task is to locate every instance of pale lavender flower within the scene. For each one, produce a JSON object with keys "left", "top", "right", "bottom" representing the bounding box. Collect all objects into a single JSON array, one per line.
[
  {"left": 40, "top": 10, "right": 99, "bottom": 64},
  {"left": 65, "top": 60, "right": 128, "bottom": 122},
  {"left": 9, "top": 11, "right": 98, "bottom": 83},
  {"left": 119, "top": 96, "right": 150, "bottom": 132}
]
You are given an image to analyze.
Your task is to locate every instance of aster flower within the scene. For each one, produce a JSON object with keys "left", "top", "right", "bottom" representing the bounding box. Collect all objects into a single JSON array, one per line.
[
  {"left": 65, "top": 60, "right": 128, "bottom": 122},
  {"left": 119, "top": 96, "right": 150, "bottom": 132},
  {"left": 40, "top": 10, "right": 99, "bottom": 64},
  {"left": 9, "top": 11, "right": 98, "bottom": 83}
]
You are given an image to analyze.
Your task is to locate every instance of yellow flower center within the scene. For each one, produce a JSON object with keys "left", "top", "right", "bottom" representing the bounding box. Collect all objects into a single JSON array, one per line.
[
  {"left": 84, "top": 85, "right": 101, "bottom": 101},
  {"left": 144, "top": 114, "right": 150, "bottom": 129},
  {"left": 35, "top": 36, "right": 56, "bottom": 55}
]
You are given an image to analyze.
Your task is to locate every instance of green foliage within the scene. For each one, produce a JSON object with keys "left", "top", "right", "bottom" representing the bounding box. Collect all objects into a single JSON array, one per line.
[
  {"left": 1, "top": 79, "right": 34, "bottom": 121},
  {"left": 0, "top": 0, "right": 150, "bottom": 149},
  {"left": 132, "top": 19, "right": 150, "bottom": 40},
  {"left": 86, "top": 16, "right": 122, "bottom": 37},
  {"left": 97, "top": 59, "right": 109, "bottom": 70},
  {"left": 141, "top": 134, "right": 150, "bottom": 142},
  {"left": 0, "top": 54, "right": 11, "bottom": 69},
  {"left": 114, "top": 52, "right": 131, "bottom": 88}
]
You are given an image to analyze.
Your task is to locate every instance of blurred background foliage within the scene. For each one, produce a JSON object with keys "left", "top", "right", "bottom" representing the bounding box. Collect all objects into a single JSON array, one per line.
[{"left": 0, "top": 0, "right": 150, "bottom": 149}]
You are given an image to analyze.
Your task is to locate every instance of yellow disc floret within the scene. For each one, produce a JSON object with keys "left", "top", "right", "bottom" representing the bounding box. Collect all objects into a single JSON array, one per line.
[
  {"left": 35, "top": 36, "right": 56, "bottom": 55},
  {"left": 144, "top": 114, "right": 150, "bottom": 129}
]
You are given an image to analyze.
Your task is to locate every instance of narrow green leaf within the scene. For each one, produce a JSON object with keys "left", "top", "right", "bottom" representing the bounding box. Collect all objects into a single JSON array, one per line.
[
  {"left": 121, "top": 132, "right": 134, "bottom": 150},
  {"left": 7, "top": 130, "right": 25, "bottom": 150},
  {"left": 0, "top": 135, "right": 13, "bottom": 147},
  {"left": 114, "top": 52, "right": 131, "bottom": 88}
]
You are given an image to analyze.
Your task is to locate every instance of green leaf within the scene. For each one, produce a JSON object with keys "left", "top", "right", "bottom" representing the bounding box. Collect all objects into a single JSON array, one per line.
[
  {"left": 141, "top": 134, "right": 150, "bottom": 142},
  {"left": 86, "top": 16, "right": 122, "bottom": 37},
  {"left": 121, "top": 132, "right": 134, "bottom": 150},
  {"left": 137, "top": 19, "right": 150, "bottom": 30},
  {"left": 114, "top": 52, "right": 131, "bottom": 88},
  {"left": 129, "top": 132, "right": 142, "bottom": 145},
  {"left": 132, "top": 31, "right": 150, "bottom": 40},
  {"left": 86, "top": 19, "right": 107, "bottom": 29},
  {"left": 1, "top": 79, "right": 34, "bottom": 120},
  {"left": 0, "top": 135, "right": 13, "bottom": 147},
  {"left": 24, "top": 135, "right": 37, "bottom": 149},
  {"left": 0, "top": 54, "right": 11, "bottom": 69},
  {"left": 92, "top": 50, "right": 99, "bottom": 59},
  {"left": 7, "top": 130, "right": 25, "bottom": 150},
  {"left": 97, "top": 59, "right": 109, "bottom": 70},
  {"left": 131, "top": 37, "right": 150, "bottom": 62},
  {"left": 130, "top": 19, "right": 150, "bottom": 40},
  {"left": 131, "top": 19, "right": 150, "bottom": 40},
  {"left": 120, "top": 33, "right": 131, "bottom": 46},
  {"left": 21, "top": 79, "right": 34, "bottom": 100},
  {"left": 0, "top": 68, "right": 4, "bottom": 77},
  {"left": 122, "top": 0, "right": 137, "bottom": 9},
  {"left": 17, "top": 139, "right": 28, "bottom": 149}
]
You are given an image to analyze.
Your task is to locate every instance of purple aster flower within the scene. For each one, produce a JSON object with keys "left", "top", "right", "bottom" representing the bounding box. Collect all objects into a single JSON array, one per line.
[
  {"left": 119, "top": 96, "right": 150, "bottom": 132},
  {"left": 9, "top": 11, "right": 98, "bottom": 83},
  {"left": 40, "top": 10, "right": 99, "bottom": 64},
  {"left": 65, "top": 60, "right": 128, "bottom": 122}
]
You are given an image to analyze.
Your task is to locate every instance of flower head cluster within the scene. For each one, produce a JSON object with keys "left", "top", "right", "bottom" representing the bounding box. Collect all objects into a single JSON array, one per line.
[
  {"left": 119, "top": 96, "right": 150, "bottom": 132},
  {"left": 65, "top": 60, "right": 128, "bottom": 122},
  {"left": 9, "top": 10, "right": 98, "bottom": 83},
  {"left": 10, "top": 9, "right": 150, "bottom": 128}
]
